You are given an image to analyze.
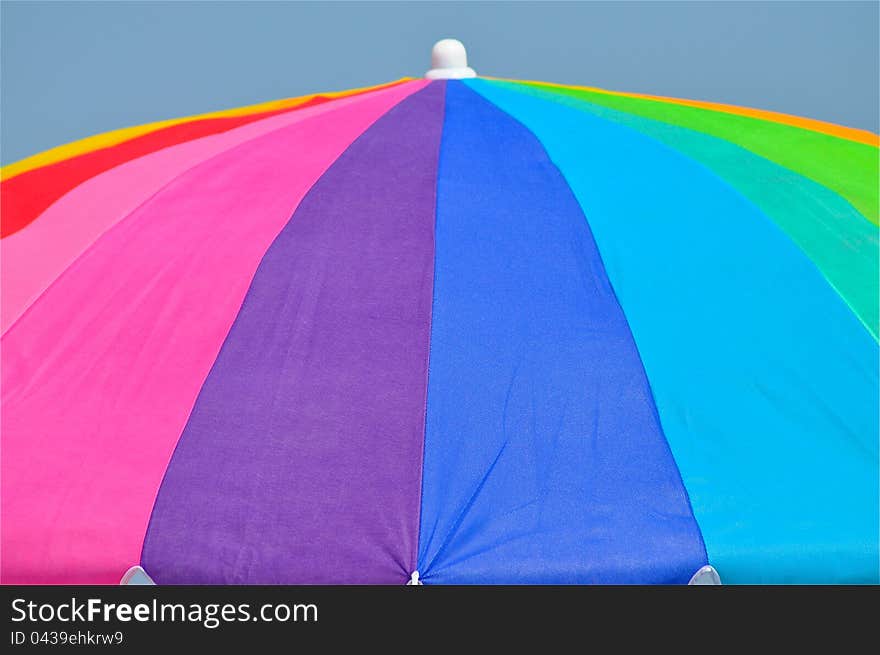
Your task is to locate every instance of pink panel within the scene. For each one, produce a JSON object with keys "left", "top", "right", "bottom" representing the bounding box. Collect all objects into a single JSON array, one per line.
[{"left": 0, "top": 80, "right": 427, "bottom": 584}]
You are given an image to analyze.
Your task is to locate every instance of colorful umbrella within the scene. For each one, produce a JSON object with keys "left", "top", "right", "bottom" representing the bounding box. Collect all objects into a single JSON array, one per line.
[{"left": 2, "top": 40, "right": 877, "bottom": 585}]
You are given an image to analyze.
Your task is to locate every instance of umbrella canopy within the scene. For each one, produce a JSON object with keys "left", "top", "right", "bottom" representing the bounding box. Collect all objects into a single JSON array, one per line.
[{"left": 2, "top": 42, "right": 877, "bottom": 585}]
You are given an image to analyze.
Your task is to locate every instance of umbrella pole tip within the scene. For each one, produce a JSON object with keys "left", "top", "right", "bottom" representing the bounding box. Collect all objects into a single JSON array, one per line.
[{"left": 425, "top": 39, "right": 477, "bottom": 79}]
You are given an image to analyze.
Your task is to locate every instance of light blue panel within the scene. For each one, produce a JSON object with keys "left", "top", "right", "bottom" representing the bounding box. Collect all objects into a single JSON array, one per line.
[{"left": 468, "top": 79, "right": 879, "bottom": 583}]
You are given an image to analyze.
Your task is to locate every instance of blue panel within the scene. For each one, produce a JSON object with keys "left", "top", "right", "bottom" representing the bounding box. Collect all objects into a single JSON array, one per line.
[
  {"left": 416, "top": 81, "right": 708, "bottom": 584},
  {"left": 468, "top": 79, "right": 880, "bottom": 583}
]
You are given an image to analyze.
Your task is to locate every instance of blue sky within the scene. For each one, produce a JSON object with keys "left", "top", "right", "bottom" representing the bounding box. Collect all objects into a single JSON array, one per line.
[{"left": 2, "top": 1, "right": 877, "bottom": 164}]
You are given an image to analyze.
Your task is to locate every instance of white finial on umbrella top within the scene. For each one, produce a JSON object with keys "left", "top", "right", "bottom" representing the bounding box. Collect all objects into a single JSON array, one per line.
[{"left": 425, "top": 39, "right": 477, "bottom": 79}]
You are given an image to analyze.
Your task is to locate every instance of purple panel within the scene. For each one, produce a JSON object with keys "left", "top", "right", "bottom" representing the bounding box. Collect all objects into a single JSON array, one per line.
[{"left": 141, "top": 82, "right": 445, "bottom": 583}]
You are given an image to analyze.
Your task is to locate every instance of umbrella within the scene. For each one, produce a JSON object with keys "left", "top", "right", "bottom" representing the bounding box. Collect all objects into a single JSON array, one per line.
[{"left": 1, "top": 40, "right": 877, "bottom": 585}]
